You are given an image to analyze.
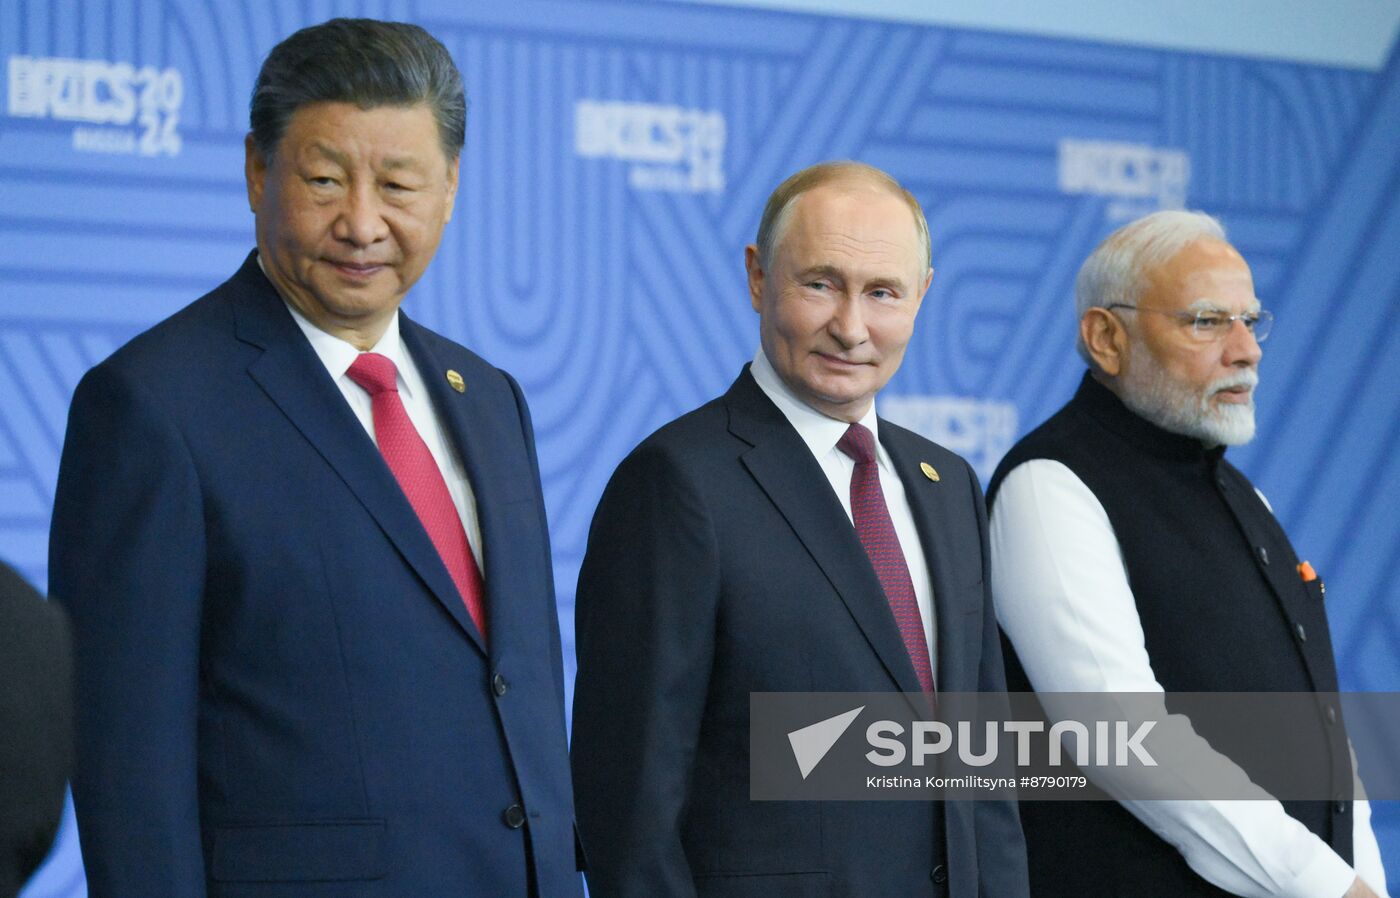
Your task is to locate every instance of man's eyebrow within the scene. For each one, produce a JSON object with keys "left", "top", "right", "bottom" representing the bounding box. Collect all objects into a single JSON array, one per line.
[
  {"left": 306, "top": 144, "right": 425, "bottom": 172},
  {"left": 308, "top": 142, "right": 349, "bottom": 167},
  {"left": 792, "top": 265, "right": 909, "bottom": 292},
  {"left": 794, "top": 264, "right": 842, "bottom": 280},
  {"left": 380, "top": 156, "right": 425, "bottom": 171},
  {"left": 1186, "top": 297, "right": 1262, "bottom": 313},
  {"left": 864, "top": 274, "right": 908, "bottom": 292}
]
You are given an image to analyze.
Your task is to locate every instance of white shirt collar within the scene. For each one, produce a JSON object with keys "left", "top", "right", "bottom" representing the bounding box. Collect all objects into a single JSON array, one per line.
[
  {"left": 749, "top": 348, "right": 881, "bottom": 460},
  {"left": 262, "top": 256, "right": 415, "bottom": 398}
]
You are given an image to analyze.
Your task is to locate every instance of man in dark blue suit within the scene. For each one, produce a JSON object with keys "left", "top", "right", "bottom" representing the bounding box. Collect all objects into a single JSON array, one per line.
[
  {"left": 49, "top": 19, "right": 579, "bottom": 897},
  {"left": 571, "top": 162, "right": 1029, "bottom": 897}
]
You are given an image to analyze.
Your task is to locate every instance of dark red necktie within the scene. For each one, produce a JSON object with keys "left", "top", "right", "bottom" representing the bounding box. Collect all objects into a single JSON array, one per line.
[
  {"left": 346, "top": 353, "right": 487, "bottom": 641},
  {"left": 837, "top": 423, "right": 934, "bottom": 694}
]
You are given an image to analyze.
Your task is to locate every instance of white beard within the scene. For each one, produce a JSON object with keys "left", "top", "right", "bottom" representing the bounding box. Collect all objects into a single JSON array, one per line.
[{"left": 1118, "top": 341, "right": 1258, "bottom": 446}]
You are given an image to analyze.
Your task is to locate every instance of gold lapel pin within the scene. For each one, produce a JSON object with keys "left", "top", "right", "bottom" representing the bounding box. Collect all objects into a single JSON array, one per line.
[
  {"left": 920, "top": 462, "right": 939, "bottom": 482},
  {"left": 445, "top": 370, "right": 465, "bottom": 393}
]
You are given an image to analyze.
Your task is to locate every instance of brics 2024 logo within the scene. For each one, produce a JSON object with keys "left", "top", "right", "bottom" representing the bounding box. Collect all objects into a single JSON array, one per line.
[
  {"left": 575, "top": 100, "right": 725, "bottom": 194},
  {"left": 8, "top": 55, "right": 183, "bottom": 157},
  {"left": 1058, "top": 138, "right": 1189, "bottom": 221}
]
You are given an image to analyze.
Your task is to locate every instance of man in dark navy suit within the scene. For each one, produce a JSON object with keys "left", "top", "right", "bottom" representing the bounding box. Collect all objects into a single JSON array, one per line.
[
  {"left": 571, "top": 162, "right": 1029, "bottom": 897},
  {"left": 49, "top": 19, "right": 579, "bottom": 897}
]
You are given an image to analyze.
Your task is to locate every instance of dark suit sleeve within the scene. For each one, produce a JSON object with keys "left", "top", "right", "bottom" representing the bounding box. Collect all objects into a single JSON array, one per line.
[
  {"left": 49, "top": 366, "right": 209, "bottom": 896},
  {"left": 966, "top": 463, "right": 1032, "bottom": 897},
  {"left": 571, "top": 444, "right": 719, "bottom": 898}
]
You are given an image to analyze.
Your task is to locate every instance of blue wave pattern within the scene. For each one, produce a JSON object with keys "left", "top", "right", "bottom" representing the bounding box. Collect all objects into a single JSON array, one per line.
[{"left": 2, "top": 1, "right": 1397, "bottom": 893}]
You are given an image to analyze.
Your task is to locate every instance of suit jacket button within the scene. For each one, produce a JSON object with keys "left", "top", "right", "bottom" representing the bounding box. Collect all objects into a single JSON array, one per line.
[
  {"left": 1294, "top": 622, "right": 1307, "bottom": 643},
  {"left": 493, "top": 673, "right": 509, "bottom": 696},
  {"left": 1326, "top": 705, "right": 1338, "bottom": 725},
  {"left": 1258, "top": 546, "right": 1270, "bottom": 564},
  {"left": 503, "top": 804, "right": 526, "bottom": 828},
  {"left": 931, "top": 864, "right": 947, "bottom": 884}
]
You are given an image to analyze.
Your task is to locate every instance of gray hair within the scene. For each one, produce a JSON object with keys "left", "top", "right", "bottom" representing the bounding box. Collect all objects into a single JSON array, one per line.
[
  {"left": 756, "top": 160, "right": 931, "bottom": 273},
  {"left": 250, "top": 18, "right": 466, "bottom": 161},
  {"left": 1074, "top": 210, "right": 1228, "bottom": 364}
]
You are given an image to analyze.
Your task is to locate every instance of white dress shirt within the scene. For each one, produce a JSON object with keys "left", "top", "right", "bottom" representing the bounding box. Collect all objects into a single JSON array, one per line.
[
  {"left": 990, "top": 458, "right": 1389, "bottom": 898},
  {"left": 750, "top": 350, "right": 936, "bottom": 674},
  {"left": 283, "top": 300, "right": 484, "bottom": 572}
]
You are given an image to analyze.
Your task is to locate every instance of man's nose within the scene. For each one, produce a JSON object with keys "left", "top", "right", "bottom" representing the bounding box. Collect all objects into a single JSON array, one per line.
[
  {"left": 828, "top": 295, "right": 870, "bottom": 348},
  {"left": 334, "top": 183, "right": 390, "bottom": 247},
  {"left": 1222, "top": 316, "right": 1262, "bottom": 367}
]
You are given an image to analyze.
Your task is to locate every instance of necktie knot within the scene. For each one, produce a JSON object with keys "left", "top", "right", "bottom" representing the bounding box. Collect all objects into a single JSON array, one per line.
[
  {"left": 346, "top": 352, "right": 399, "bottom": 397},
  {"left": 837, "top": 422, "right": 876, "bottom": 464}
]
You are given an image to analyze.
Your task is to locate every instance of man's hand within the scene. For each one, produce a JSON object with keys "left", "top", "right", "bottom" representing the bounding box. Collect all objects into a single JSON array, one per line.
[{"left": 1343, "top": 876, "right": 1381, "bottom": 898}]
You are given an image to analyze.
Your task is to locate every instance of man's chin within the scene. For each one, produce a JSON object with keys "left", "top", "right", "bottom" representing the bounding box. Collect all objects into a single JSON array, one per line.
[
  {"left": 797, "top": 384, "right": 876, "bottom": 420},
  {"left": 799, "top": 373, "right": 871, "bottom": 401},
  {"left": 1118, "top": 375, "right": 1256, "bottom": 446},
  {"left": 1200, "top": 404, "right": 1257, "bottom": 446}
]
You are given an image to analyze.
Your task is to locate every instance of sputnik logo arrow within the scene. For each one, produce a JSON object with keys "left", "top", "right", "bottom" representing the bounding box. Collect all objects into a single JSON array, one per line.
[{"left": 787, "top": 706, "right": 864, "bottom": 779}]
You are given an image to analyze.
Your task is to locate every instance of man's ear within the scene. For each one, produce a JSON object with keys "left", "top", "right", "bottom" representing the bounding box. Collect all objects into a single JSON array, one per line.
[
  {"left": 745, "top": 245, "right": 765, "bottom": 313},
  {"left": 442, "top": 154, "right": 461, "bottom": 223},
  {"left": 245, "top": 133, "right": 267, "bottom": 215},
  {"left": 908, "top": 265, "right": 934, "bottom": 315},
  {"left": 1081, "top": 308, "right": 1129, "bottom": 377}
]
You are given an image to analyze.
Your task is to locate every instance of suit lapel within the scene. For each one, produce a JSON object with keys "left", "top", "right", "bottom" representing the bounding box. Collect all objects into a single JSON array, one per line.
[
  {"left": 880, "top": 428, "right": 975, "bottom": 693},
  {"left": 231, "top": 262, "right": 485, "bottom": 653},
  {"left": 401, "top": 318, "right": 533, "bottom": 658},
  {"left": 725, "top": 370, "right": 925, "bottom": 695}
]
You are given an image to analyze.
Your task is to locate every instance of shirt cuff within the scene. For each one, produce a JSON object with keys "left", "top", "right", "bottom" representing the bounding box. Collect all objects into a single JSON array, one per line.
[{"left": 1287, "top": 842, "right": 1356, "bottom": 898}]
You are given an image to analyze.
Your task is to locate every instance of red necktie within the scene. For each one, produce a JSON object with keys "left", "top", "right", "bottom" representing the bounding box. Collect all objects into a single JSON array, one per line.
[
  {"left": 346, "top": 353, "right": 487, "bottom": 641},
  {"left": 837, "top": 423, "right": 934, "bottom": 694}
]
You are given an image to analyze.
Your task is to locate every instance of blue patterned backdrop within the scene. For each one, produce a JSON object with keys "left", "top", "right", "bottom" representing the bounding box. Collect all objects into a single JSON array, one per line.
[{"left": 3, "top": 1, "right": 1397, "bottom": 893}]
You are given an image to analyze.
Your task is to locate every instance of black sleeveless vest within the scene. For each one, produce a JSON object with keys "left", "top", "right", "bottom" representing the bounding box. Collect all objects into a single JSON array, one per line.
[{"left": 988, "top": 373, "right": 1352, "bottom": 897}]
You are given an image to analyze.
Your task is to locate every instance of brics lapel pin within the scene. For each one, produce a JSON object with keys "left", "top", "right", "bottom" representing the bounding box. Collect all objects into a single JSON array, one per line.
[
  {"left": 920, "top": 462, "right": 939, "bottom": 482},
  {"left": 445, "top": 370, "right": 466, "bottom": 393}
]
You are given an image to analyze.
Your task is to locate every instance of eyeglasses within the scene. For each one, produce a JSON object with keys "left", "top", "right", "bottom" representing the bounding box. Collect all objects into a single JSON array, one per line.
[{"left": 1105, "top": 303, "right": 1273, "bottom": 343}]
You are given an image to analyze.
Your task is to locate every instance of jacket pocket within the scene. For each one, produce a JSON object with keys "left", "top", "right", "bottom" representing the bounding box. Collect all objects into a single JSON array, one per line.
[{"left": 209, "top": 819, "right": 386, "bottom": 882}]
